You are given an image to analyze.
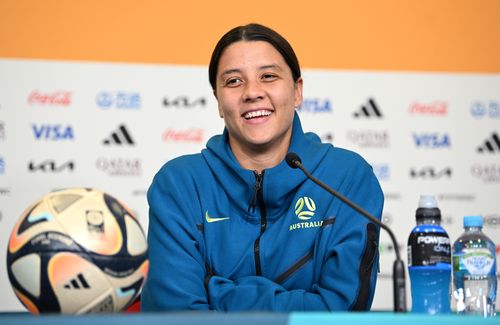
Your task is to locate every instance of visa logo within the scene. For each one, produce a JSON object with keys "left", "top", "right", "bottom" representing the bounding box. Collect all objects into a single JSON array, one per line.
[
  {"left": 297, "top": 98, "right": 332, "bottom": 113},
  {"left": 32, "top": 124, "right": 74, "bottom": 140},
  {"left": 412, "top": 133, "right": 451, "bottom": 148}
]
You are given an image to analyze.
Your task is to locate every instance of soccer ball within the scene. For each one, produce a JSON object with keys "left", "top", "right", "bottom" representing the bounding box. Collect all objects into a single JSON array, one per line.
[{"left": 6, "top": 188, "right": 149, "bottom": 314}]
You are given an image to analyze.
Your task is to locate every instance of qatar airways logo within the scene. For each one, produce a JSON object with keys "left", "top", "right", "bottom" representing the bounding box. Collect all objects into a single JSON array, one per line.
[
  {"left": 28, "top": 90, "right": 72, "bottom": 106},
  {"left": 471, "top": 164, "right": 500, "bottom": 183},
  {"left": 162, "top": 128, "right": 204, "bottom": 143},
  {"left": 347, "top": 130, "right": 389, "bottom": 148},
  {"left": 96, "top": 158, "right": 141, "bottom": 176},
  {"left": 409, "top": 101, "right": 448, "bottom": 116}
]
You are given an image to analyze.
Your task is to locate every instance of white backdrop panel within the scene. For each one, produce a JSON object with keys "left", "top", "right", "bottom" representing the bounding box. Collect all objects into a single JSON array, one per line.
[{"left": 0, "top": 59, "right": 498, "bottom": 312}]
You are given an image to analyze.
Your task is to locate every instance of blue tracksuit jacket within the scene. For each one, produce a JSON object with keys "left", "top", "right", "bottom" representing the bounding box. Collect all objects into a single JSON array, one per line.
[{"left": 141, "top": 113, "right": 384, "bottom": 311}]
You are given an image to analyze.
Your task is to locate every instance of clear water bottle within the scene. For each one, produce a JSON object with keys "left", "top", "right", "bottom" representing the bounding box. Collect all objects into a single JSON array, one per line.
[
  {"left": 452, "top": 215, "right": 497, "bottom": 317},
  {"left": 407, "top": 195, "right": 451, "bottom": 314}
]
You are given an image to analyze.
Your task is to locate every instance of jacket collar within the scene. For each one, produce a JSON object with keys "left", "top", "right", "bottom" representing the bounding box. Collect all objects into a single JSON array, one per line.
[{"left": 203, "top": 112, "right": 330, "bottom": 220}]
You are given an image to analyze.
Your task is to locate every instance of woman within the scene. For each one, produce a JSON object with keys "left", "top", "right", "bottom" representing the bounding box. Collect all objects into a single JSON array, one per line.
[{"left": 141, "top": 23, "right": 384, "bottom": 311}]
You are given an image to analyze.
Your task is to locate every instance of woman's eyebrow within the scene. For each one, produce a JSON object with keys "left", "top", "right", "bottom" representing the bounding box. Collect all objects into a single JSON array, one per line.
[
  {"left": 220, "top": 68, "right": 241, "bottom": 77},
  {"left": 259, "top": 64, "right": 282, "bottom": 71},
  {"left": 219, "top": 64, "right": 283, "bottom": 78}
]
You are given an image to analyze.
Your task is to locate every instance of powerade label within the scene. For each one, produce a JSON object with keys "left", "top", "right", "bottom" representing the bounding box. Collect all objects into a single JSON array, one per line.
[
  {"left": 453, "top": 248, "right": 495, "bottom": 275},
  {"left": 407, "top": 230, "right": 451, "bottom": 266}
]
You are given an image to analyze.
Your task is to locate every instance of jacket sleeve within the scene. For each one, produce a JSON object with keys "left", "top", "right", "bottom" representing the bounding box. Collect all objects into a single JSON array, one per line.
[
  {"left": 207, "top": 159, "right": 384, "bottom": 311},
  {"left": 141, "top": 164, "right": 210, "bottom": 311}
]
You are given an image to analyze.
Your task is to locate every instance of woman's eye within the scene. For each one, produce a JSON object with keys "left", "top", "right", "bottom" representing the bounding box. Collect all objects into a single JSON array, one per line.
[
  {"left": 262, "top": 74, "right": 277, "bottom": 81},
  {"left": 225, "top": 78, "right": 242, "bottom": 87}
]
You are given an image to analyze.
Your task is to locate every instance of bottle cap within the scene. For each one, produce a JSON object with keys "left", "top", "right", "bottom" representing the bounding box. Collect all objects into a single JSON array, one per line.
[
  {"left": 418, "top": 194, "right": 438, "bottom": 208},
  {"left": 463, "top": 215, "right": 483, "bottom": 228},
  {"left": 415, "top": 195, "right": 441, "bottom": 222}
]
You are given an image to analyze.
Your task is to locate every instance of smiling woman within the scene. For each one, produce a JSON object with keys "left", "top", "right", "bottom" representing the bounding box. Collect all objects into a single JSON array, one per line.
[
  {"left": 213, "top": 40, "right": 302, "bottom": 171},
  {"left": 141, "top": 23, "right": 385, "bottom": 312}
]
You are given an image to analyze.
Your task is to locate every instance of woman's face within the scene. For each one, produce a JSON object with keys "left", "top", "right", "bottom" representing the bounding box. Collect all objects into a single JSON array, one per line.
[{"left": 214, "top": 40, "right": 302, "bottom": 155}]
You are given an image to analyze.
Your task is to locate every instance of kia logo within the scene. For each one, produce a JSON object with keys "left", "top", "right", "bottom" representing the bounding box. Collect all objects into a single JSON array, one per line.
[
  {"left": 28, "top": 160, "right": 75, "bottom": 172},
  {"left": 162, "top": 96, "right": 206, "bottom": 108}
]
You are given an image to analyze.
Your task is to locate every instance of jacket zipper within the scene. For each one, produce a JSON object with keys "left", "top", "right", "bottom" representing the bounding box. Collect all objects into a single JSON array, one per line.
[{"left": 251, "top": 171, "right": 266, "bottom": 276}]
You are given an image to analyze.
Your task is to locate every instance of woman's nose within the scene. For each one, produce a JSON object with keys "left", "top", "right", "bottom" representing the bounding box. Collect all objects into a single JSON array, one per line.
[{"left": 242, "top": 80, "right": 264, "bottom": 102}]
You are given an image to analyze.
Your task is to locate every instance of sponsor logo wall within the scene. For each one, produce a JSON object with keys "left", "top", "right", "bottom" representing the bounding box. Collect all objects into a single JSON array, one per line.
[{"left": 0, "top": 59, "right": 499, "bottom": 311}]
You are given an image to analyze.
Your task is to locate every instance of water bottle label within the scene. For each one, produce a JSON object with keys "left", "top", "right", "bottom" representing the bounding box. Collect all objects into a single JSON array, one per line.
[
  {"left": 454, "top": 279, "right": 491, "bottom": 315},
  {"left": 460, "top": 249, "right": 495, "bottom": 275},
  {"left": 407, "top": 231, "right": 451, "bottom": 266}
]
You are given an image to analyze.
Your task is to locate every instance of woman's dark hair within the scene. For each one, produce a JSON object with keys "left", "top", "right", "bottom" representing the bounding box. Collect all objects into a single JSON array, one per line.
[{"left": 208, "top": 23, "right": 301, "bottom": 91}]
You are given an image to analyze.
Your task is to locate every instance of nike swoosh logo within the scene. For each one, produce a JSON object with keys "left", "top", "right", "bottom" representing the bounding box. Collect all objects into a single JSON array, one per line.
[{"left": 205, "top": 211, "right": 230, "bottom": 223}]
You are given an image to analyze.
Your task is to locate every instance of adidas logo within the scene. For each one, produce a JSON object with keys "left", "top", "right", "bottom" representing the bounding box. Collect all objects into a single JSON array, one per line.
[
  {"left": 477, "top": 132, "right": 500, "bottom": 153},
  {"left": 353, "top": 98, "right": 383, "bottom": 118},
  {"left": 102, "top": 124, "right": 135, "bottom": 146},
  {"left": 63, "top": 273, "right": 90, "bottom": 289}
]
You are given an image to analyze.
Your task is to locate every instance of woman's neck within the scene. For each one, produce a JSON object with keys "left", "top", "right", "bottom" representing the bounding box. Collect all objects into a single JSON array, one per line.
[{"left": 230, "top": 138, "right": 290, "bottom": 173}]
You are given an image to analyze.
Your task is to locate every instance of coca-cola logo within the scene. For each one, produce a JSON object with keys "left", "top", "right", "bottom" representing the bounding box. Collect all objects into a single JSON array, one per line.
[
  {"left": 409, "top": 101, "right": 448, "bottom": 116},
  {"left": 28, "top": 90, "right": 72, "bottom": 106},
  {"left": 162, "top": 128, "right": 204, "bottom": 143}
]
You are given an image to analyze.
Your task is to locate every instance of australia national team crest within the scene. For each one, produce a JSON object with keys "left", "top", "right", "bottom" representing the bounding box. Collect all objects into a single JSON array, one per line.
[
  {"left": 289, "top": 196, "right": 323, "bottom": 231},
  {"left": 295, "top": 197, "right": 316, "bottom": 220}
]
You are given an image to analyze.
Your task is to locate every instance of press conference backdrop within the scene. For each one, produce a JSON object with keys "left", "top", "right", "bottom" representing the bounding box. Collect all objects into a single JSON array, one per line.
[{"left": 1, "top": 0, "right": 500, "bottom": 313}]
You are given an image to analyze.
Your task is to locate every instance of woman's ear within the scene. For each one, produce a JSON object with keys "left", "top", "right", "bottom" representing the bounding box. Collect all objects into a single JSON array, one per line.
[
  {"left": 294, "top": 77, "right": 303, "bottom": 108},
  {"left": 214, "top": 89, "right": 223, "bottom": 118}
]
